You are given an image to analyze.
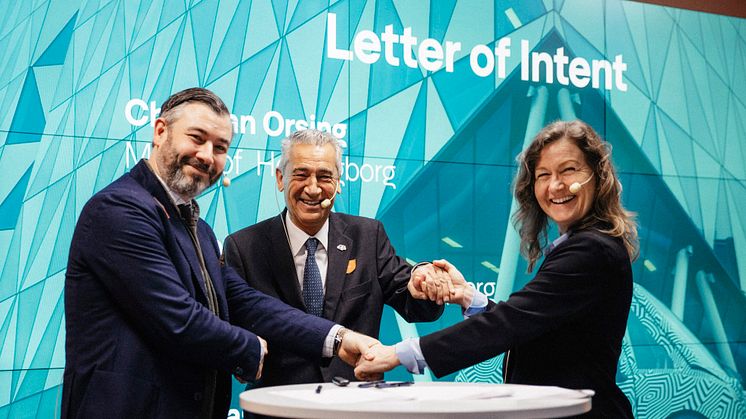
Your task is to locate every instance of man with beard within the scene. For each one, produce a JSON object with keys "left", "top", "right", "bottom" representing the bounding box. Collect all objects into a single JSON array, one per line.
[{"left": 62, "top": 88, "right": 379, "bottom": 419}]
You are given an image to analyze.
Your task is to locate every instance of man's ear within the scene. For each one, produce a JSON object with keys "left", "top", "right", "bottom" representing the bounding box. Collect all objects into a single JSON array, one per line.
[
  {"left": 153, "top": 118, "right": 168, "bottom": 147},
  {"left": 276, "top": 168, "right": 284, "bottom": 191}
]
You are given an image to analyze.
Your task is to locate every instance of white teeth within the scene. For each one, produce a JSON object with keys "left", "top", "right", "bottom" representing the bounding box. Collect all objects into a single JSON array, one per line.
[
  {"left": 551, "top": 196, "right": 574, "bottom": 204},
  {"left": 301, "top": 200, "right": 321, "bottom": 205}
]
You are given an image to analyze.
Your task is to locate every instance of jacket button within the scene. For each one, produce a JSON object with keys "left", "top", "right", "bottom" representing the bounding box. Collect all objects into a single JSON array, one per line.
[
  {"left": 234, "top": 367, "right": 244, "bottom": 376},
  {"left": 194, "top": 392, "right": 203, "bottom": 401}
]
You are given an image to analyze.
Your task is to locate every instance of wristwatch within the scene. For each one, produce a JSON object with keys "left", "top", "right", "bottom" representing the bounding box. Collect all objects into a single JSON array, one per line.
[{"left": 333, "top": 328, "right": 348, "bottom": 356}]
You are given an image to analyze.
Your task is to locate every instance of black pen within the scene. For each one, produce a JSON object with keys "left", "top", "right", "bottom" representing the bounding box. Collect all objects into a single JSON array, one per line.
[
  {"left": 375, "top": 381, "right": 414, "bottom": 388},
  {"left": 315, "top": 384, "right": 323, "bottom": 393},
  {"left": 357, "top": 380, "right": 385, "bottom": 388}
]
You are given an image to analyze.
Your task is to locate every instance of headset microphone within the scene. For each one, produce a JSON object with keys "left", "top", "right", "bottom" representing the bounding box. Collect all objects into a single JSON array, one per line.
[
  {"left": 320, "top": 180, "right": 340, "bottom": 209},
  {"left": 222, "top": 176, "right": 231, "bottom": 187},
  {"left": 569, "top": 174, "right": 593, "bottom": 194}
]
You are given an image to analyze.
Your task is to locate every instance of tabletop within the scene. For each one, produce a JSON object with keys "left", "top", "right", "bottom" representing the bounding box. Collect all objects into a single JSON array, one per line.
[{"left": 240, "top": 381, "right": 593, "bottom": 418}]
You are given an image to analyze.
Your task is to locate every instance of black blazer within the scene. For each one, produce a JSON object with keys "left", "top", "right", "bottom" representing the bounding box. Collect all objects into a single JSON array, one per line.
[
  {"left": 223, "top": 211, "right": 444, "bottom": 385},
  {"left": 420, "top": 229, "right": 633, "bottom": 418},
  {"left": 63, "top": 160, "right": 335, "bottom": 419}
]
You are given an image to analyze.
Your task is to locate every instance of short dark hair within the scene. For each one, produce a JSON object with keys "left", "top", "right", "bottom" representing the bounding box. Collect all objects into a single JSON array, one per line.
[{"left": 159, "top": 87, "right": 230, "bottom": 124}]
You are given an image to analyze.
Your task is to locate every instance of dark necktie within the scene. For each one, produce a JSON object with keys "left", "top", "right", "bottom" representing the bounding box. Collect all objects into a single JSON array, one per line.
[
  {"left": 303, "top": 238, "right": 324, "bottom": 317},
  {"left": 177, "top": 202, "right": 219, "bottom": 316},
  {"left": 177, "top": 201, "right": 219, "bottom": 419}
]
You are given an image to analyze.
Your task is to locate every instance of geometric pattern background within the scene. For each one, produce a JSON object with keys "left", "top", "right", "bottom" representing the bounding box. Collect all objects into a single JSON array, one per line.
[{"left": 0, "top": 0, "right": 744, "bottom": 417}]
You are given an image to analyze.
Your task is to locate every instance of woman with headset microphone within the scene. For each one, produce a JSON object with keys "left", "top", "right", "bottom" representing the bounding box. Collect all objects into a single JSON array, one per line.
[{"left": 357, "top": 119, "right": 638, "bottom": 418}]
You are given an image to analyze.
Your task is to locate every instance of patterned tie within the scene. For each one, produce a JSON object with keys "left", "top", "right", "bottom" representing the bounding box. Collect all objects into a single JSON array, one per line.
[{"left": 303, "top": 238, "right": 324, "bottom": 317}]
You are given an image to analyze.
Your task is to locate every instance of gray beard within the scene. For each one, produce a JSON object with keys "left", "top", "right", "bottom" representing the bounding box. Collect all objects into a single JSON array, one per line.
[
  {"left": 165, "top": 160, "right": 210, "bottom": 198},
  {"left": 158, "top": 138, "right": 216, "bottom": 199}
]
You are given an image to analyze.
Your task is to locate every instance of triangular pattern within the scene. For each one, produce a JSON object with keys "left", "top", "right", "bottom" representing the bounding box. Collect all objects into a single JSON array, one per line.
[
  {"left": 206, "top": 0, "right": 252, "bottom": 84},
  {"left": 378, "top": 81, "right": 427, "bottom": 212},
  {"left": 34, "top": 12, "right": 78, "bottom": 68},
  {"left": 0, "top": 166, "right": 33, "bottom": 231},
  {"left": 7, "top": 69, "right": 46, "bottom": 145},
  {"left": 367, "top": 0, "right": 424, "bottom": 107},
  {"left": 314, "top": 0, "right": 366, "bottom": 118},
  {"left": 189, "top": 0, "right": 220, "bottom": 85},
  {"left": 287, "top": 0, "right": 328, "bottom": 33}
]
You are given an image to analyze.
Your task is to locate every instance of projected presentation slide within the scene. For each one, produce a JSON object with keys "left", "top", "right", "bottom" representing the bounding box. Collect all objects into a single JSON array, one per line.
[{"left": 1, "top": 1, "right": 744, "bottom": 417}]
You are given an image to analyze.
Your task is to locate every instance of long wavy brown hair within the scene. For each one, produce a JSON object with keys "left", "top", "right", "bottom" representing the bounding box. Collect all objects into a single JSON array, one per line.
[{"left": 513, "top": 120, "right": 638, "bottom": 272}]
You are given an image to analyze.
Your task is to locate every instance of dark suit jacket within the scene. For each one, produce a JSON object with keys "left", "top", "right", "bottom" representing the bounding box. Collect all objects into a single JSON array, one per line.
[
  {"left": 63, "top": 160, "right": 335, "bottom": 419},
  {"left": 420, "top": 229, "right": 633, "bottom": 418},
  {"left": 223, "top": 211, "right": 443, "bottom": 386}
]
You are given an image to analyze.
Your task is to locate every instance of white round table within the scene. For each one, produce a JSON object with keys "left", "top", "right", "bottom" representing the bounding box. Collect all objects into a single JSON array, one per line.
[{"left": 240, "top": 382, "right": 593, "bottom": 418}]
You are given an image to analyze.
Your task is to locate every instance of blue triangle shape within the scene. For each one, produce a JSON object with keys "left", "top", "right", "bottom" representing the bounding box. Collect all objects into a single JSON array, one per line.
[
  {"left": 189, "top": 0, "right": 220, "bottom": 85},
  {"left": 7, "top": 69, "right": 46, "bottom": 145},
  {"left": 223, "top": 166, "right": 262, "bottom": 232},
  {"left": 233, "top": 41, "right": 279, "bottom": 116},
  {"left": 378, "top": 82, "right": 427, "bottom": 214},
  {"left": 15, "top": 292, "right": 64, "bottom": 400},
  {"left": 368, "top": 0, "right": 425, "bottom": 107},
  {"left": 0, "top": 165, "right": 33, "bottom": 230},
  {"left": 206, "top": 0, "right": 252, "bottom": 84},
  {"left": 429, "top": 0, "right": 457, "bottom": 43},
  {"left": 11, "top": 282, "right": 45, "bottom": 399},
  {"left": 288, "top": 0, "right": 327, "bottom": 32},
  {"left": 641, "top": 107, "right": 660, "bottom": 172},
  {"left": 34, "top": 12, "right": 78, "bottom": 67},
  {"left": 317, "top": 1, "right": 366, "bottom": 118},
  {"left": 338, "top": 110, "right": 368, "bottom": 215},
  {"left": 271, "top": 0, "right": 289, "bottom": 35},
  {"left": 270, "top": 40, "right": 307, "bottom": 134}
]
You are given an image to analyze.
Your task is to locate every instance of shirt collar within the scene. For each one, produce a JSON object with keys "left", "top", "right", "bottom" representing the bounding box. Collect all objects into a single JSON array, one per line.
[
  {"left": 284, "top": 211, "right": 330, "bottom": 256},
  {"left": 146, "top": 159, "right": 192, "bottom": 206},
  {"left": 145, "top": 159, "right": 193, "bottom": 207},
  {"left": 545, "top": 231, "right": 571, "bottom": 256}
]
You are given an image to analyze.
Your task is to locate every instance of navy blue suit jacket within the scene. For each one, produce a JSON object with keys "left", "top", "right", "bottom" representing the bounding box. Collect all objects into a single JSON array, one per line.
[{"left": 63, "top": 160, "right": 335, "bottom": 419}]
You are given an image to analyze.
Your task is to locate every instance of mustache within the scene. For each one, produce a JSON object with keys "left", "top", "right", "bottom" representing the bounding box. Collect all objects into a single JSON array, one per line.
[{"left": 179, "top": 157, "right": 216, "bottom": 177}]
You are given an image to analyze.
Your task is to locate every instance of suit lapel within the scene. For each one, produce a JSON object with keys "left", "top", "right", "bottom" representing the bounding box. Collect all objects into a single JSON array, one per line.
[
  {"left": 269, "top": 212, "right": 306, "bottom": 309},
  {"left": 199, "top": 224, "right": 229, "bottom": 318},
  {"left": 171, "top": 217, "right": 212, "bottom": 300},
  {"left": 129, "top": 160, "right": 211, "bottom": 303},
  {"left": 323, "top": 213, "right": 351, "bottom": 320}
]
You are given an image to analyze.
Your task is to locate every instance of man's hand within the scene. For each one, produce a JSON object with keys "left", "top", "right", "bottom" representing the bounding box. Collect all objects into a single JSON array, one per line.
[
  {"left": 354, "top": 343, "right": 400, "bottom": 380},
  {"left": 235, "top": 335, "right": 268, "bottom": 384},
  {"left": 255, "top": 336, "right": 268, "bottom": 380},
  {"left": 337, "top": 330, "right": 381, "bottom": 369},
  {"left": 408, "top": 263, "right": 453, "bottom": 304},
  {"left": 432, "top": 259, "right": 474, "bottom": 309}
]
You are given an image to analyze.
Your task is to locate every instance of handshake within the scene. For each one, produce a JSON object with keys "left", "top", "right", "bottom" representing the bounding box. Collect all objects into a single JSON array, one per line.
[
  {"left": 250, "top": 260, "right": 470, "bottom": 382},
  {"left": 337, "top": 259, "right": 472, "bottom": 380}
]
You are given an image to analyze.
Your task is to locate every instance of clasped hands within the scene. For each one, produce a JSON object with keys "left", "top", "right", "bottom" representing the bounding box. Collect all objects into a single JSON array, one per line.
[
  {"left": 409, "top": 259, "right": 473, "bottom": 308},
  {"left": 247, "top": 260, "right": 470, "bottom": 382},
  {"left": 352, "top": 259, "right": 471, "bottom": 380}
]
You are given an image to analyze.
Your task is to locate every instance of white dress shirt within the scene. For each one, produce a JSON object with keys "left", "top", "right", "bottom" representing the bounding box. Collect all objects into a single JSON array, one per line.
[
  {"left": 283, "top": 212, "right": 342, "bottom": 356},
  {"left": 284, "top": 211, "right": 330, "bottom": 292}
]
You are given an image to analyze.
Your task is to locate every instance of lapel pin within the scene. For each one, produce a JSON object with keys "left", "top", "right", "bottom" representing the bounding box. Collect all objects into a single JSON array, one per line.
[{"left": 337, "top": 244, "right": 347, "bottom": 251}]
